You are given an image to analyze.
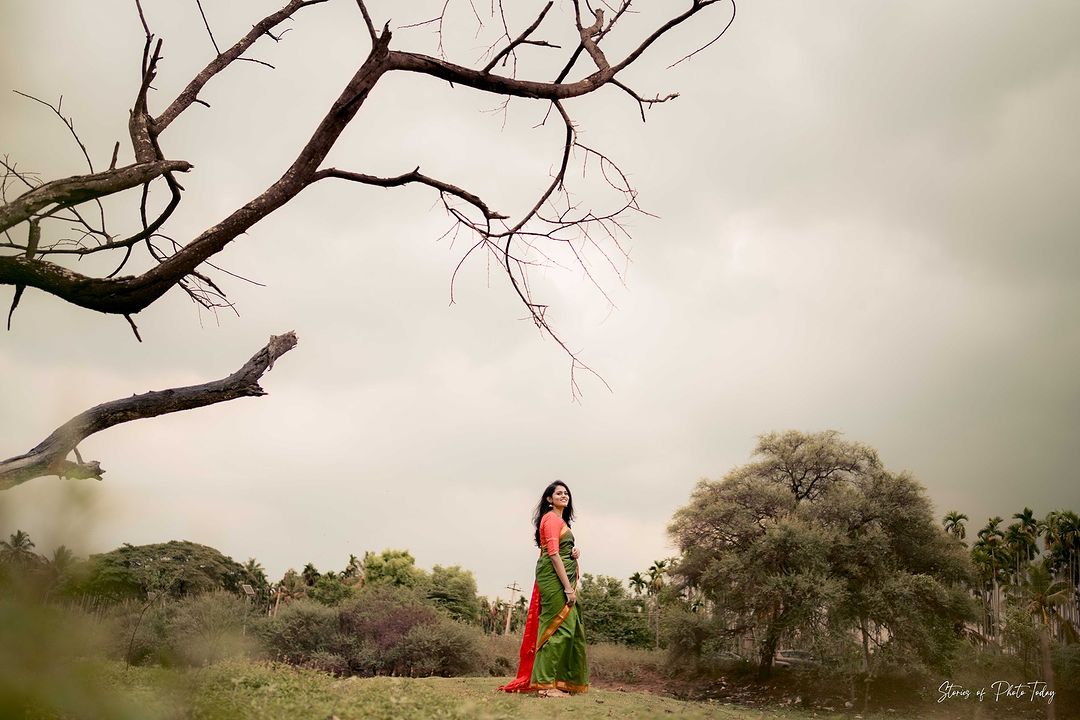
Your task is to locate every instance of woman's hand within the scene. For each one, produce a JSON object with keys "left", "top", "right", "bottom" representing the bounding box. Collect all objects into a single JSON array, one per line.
[
  {"left": 571, "top": 547, "right": 581, "bottom": 560},
  {"left": 565, "top": 587, "right": 577, "bottom": 606}
]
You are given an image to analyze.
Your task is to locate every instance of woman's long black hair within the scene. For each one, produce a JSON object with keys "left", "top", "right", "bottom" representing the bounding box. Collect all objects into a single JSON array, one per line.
[{"left": 533, "top": 480, "right": 575, "bottom": 548}]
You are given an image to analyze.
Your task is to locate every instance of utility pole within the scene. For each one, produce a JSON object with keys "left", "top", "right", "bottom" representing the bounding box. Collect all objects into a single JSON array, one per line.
[{"left": 505, "top": 581, "right": 522, "bottom": 635}]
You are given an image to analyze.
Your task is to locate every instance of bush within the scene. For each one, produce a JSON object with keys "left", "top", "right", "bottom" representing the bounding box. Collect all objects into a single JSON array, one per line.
[
  {"left": 482, "top": 634, "right": 518, "bottom": 677},
  {"left": 100, "top": 598, "right": 172, "bottom": 666},
  {"left": 168, "top": 591, "right": 261, "bottom": 665},
  {"left": 261, "top": 599, "right": 339, "bottom": 664},
  {"left": 384, "top": 621, "right": 485, "bottom": 677}
]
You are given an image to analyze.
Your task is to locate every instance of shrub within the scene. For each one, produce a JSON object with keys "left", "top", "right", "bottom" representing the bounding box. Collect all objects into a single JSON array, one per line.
[
  {"left": 338, "top": 585, "right": 439, "bottom": 674},
  {"left": 384, "top": 621, "right": 485, "bottom": 677},
  {"left": 481, "top": 634, "right": 518, "bottom": 677},
  {"left": 100, "top": 598, "right": 172, "bottom": 666},
  {"left": 168, "top": 591, "right": 261, "bottom": 666},
  {"left": 260, "top": 599, "right": 339, "bottom": 664}
]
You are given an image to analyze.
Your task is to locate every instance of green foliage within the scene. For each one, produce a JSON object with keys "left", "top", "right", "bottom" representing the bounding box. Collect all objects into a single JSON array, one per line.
[
  {"left": 427, "top": 564, "right": 481, "bottom": 624},
  {"left": 362, "top": 548, "right": 430, "bottom": 590},
  {"left": 168, "top": 591, "right": 261, "bottom": 666},
  {"left": 384, "top": 621, "right": 485, "bottom": 677},
  {"left": 669, "top": 430, "right": 974, "bottom": 678},
  {"left": 261, "top": 599, "right": 340, "bottom": 664},
  {"left": 577, "top": 574, "right": 650, "bottom": 647},
  {"left": 260, "top": 584, "right": 485, "bottom": 678},
  {"left": 69, "top": 541, "right": 258, "bottom": 602},
  {"left": 307, "top": 573, "right": 356, "bottom": 606},
  {"left": 0, "top": 599, "right": 151, "bottom": 720}
]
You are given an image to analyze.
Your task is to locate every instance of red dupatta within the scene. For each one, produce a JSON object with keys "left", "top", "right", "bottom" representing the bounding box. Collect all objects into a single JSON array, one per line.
[{"left": 498, "top": 581, "right": 542, "bottom": 692}]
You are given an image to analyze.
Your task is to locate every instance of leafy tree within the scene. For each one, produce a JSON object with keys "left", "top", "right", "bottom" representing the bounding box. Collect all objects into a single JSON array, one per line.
[
  {"left": 732, "top": 429, "right": 882, "bottom": 504},
  {"left": 362, "top": 549, "right": 429, "bottom": 590},
  {"left": 308, "top": 573, "right": 356, "bottom": 606},
  {"left": 1, "top": 0, "right": 738, "bottom": 488},
  {"left": 427, "top": 564, "right": 480, "bottom": 624},
  {"left": 70, "top": 540, "right": 251, "bottom": 602},
  {"left": 669, "top": 430, "right": 973, "bottom": 682},
  {"left": 577, "top": 574, "right": 649, "bottom": 647}
]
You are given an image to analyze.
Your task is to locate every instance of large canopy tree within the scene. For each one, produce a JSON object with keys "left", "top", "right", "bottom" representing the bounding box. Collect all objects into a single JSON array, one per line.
[
  {"left": 1, "top": 0, "right": 736, "bottom": 489},
  {"left": 669, "top": 430, "right": 974, "bottom": 682}
]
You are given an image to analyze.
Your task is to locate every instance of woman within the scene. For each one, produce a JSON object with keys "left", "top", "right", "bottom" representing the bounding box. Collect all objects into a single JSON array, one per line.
[{"left": 500, "top": 481, "right": 589, "bottom": 696}]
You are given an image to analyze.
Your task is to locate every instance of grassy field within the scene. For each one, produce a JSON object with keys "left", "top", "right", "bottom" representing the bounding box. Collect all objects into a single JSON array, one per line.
[{"left": 18, "top": 660, "right": 962, "bottom": 720}]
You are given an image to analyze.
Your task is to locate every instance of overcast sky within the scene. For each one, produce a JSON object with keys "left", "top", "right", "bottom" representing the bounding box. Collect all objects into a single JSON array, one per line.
[{"left": 2, "top": 0, "right": 1078, "bottom": 602}]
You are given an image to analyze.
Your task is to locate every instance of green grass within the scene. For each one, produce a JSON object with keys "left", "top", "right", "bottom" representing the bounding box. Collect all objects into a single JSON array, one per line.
[{"left": 24, "top": 660, "right": 929, "bottom": 720}]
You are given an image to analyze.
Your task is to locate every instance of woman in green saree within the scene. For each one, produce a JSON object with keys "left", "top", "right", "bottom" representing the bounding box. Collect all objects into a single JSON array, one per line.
[{"left": 499, "top": 481, "right": 589, "bottom": 696}]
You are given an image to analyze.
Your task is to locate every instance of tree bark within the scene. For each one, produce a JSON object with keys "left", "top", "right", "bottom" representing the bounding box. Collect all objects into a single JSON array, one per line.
[{"left": 0, "top": 332, "right": 297, "bottom": 490}]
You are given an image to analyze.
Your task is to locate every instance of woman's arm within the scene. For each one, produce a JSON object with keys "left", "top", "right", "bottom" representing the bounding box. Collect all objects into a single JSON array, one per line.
[
  {"left": 541, "top": 512, "right": 577, "bottom": 606},
  {"left": 548, "top": 553, "right": 577, "bottom": 606}
]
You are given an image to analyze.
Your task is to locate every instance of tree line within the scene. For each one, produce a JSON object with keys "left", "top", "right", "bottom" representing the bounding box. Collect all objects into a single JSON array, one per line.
[{"left": 3, "top": 430, "right": 1077, "bottom": 712}]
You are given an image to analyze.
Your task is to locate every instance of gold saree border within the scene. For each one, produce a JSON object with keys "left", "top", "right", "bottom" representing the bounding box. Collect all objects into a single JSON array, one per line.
[
  {"left": 533, "top": 680, "right": 589, "bottom": 694},
  {"left": 535, "top": 603, "right": 570, "bottom": 651}
]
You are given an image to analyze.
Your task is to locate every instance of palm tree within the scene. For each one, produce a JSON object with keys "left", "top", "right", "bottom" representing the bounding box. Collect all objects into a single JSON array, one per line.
[
  {"left": 647, "top": 559, "right": 668, "bottom": 595},
  {"left": 270, "top": 569, "right": 308, "bottom": 615},
  {"left": 974, "top": 517, "right": 1007, "bottom": 638},
  {"left": 0, "top": 529, "right": 37, "bottom": 566},
  {"left": 342, "top": 554, "right": 362, "bottom": 584},
  {"left": 628, "top": 572, "right": 647, "bottom": 596},
  {"left": 1012, "top": 507, "right": 1043, "bottom": 561},
  {"left": 943, "top": 511, "right": 969, "bottom": 541},
  {"left": 244, "top": 558, "right": 271, "bottom": 609},
  {"left": 1010, "top": 563, "right": 1074, "bottom": 720},
  {"left": 646, "top": 559, "right": 669, "bottom": 648},
  {"left": 301, "top": 562, "right": 320, "bottom": 587},
  {"left": 1044, "top": 510, "right": 1080, "bottom": 628}
]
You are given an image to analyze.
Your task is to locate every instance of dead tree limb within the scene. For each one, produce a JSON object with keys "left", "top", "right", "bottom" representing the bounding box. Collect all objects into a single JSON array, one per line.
[{"left": 0, "top": 332, "right": 298, "bottom": 490}]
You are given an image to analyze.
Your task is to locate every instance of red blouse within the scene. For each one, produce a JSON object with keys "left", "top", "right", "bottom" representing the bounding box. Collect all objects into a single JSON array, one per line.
[{"left": 539, "top": 511, "right": 565, "bottom": 556}]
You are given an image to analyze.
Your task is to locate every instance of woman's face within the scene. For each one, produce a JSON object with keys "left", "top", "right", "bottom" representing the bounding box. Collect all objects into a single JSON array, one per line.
[{"left": 548, "top": 484, "right": 570, "bottom": 511}]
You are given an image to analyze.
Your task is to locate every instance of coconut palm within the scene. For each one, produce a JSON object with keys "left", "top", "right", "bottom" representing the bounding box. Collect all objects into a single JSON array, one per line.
[
  {"left": 342, "top": 553, "right": 362, "bottom": 583},
  {"left": 943, "top": 511, "right": 969, "bottom": 541},
  {"left": 0, "top": 530, "right": 39, "bottom": 567},
  {"left": 1010, "top": 563, "right": 1074, "bottom": 720},
  {"left": 301, "top": 562, "right": 320, "bottom": 587},
  {"left": 270, "top": 568, "right": 308, "bottom": 615}
]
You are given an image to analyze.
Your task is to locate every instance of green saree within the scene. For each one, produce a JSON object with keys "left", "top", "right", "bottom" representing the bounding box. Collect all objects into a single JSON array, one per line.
[{"left": 500, "top": 523, "right": 589, "bottom": 693}]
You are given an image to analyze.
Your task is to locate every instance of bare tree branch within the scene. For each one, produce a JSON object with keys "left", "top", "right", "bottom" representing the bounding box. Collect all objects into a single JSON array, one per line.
[
  {"left": 482, "top": 1, "right": 555, "bottom": 73},
  {"left": 154, "top": 0, "right": 332, "bottom": 133},
  {"left": 0, "top": 160, "right": 191, "bottom": 234},
  {"left": 311, "top": 167, "right": 509, "bottom": 220},
  {"left": 0, "top": 332, "right": 298, "bottom": 490},
  {"left": 2, "top": 0, "right": 735, "bottom": 406}
]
